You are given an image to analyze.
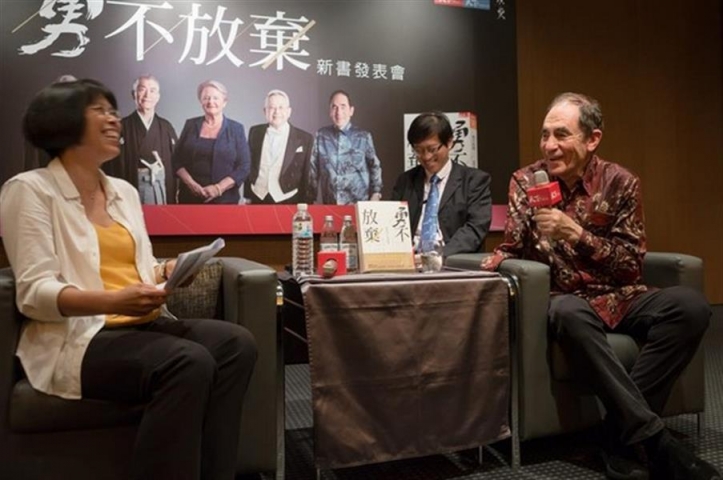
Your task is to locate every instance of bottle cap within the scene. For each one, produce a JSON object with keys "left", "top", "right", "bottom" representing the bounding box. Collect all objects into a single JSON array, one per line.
[
  {"left": 325, "top": 215, "right": 333, "bottom": 221},
  {"left": 297, "top": 203, "right": 308, "bottom": 211},
  {"left": 343, "top": 215, "right": 352, "bottom": 221}
]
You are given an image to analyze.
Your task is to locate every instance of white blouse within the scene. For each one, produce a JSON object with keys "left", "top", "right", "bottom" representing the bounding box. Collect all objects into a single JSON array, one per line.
[{"left": 0, "top": 159, "right": 159, "bottom": 399}]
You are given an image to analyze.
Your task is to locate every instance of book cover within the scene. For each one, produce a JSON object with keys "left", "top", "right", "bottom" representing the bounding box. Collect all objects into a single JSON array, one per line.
[{"left": 355, "top": 201, "right": 416, "bottom": 273}]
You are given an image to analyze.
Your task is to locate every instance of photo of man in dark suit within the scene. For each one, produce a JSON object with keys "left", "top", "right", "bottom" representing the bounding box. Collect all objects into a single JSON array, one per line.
[
  {"left": 245, "top": 90, "right": 314, "bottom": 204},
  {"left": 391, "top": 111, "right": 492, "bottom": 258},
  {"left": 103, "top": 75, "right": 178, "bottom": 204}
]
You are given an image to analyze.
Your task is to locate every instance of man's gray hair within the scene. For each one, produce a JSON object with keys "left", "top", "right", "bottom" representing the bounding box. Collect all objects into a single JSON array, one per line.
[
  {"left": 265, "top": 89, "right": 291, "bottom": 108},
  {"left": 131, "top": 74, "right": 159, "bottom": 97},
  {"left": 547, "top": 92, "right": 604, "bottom": 138}
]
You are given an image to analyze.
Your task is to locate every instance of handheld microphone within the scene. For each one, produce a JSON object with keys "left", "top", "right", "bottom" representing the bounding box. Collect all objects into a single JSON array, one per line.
[{"left": 528, "top": 171, "right": 562, "bottom": 208}]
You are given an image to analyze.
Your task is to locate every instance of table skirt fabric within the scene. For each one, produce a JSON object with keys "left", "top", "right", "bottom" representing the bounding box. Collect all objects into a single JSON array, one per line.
[{"left": 301, "top": 272, "right": 511, "bottom": 469}]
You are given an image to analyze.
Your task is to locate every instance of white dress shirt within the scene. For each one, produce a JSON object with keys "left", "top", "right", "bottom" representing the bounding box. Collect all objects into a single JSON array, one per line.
[
  {"left": 0, "top": 159, "right": 159, "bottom": 399},
  {"left": 251, "top": 123, "right": 297, "bottom": 202}
]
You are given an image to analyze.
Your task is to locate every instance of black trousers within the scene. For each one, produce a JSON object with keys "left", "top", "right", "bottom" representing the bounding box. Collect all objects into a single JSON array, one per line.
[
  {"left": 81, "top": 316, "right": 258, "bottom": 480},
  {"left": 548, "top": 286, "right": 710, "bottom": 445}
]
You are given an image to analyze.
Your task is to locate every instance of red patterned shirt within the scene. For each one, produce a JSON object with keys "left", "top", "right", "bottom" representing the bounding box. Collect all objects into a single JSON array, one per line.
[{"left": 481, "top": 155, "right": 649, "bottom": 328}]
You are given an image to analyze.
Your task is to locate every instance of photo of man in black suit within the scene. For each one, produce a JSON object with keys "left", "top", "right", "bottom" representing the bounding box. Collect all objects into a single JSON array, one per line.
[
  {"left": 391, "top": 111, "right": 492, "bottom": 258},
  {"left": 103, "top": 74, "right": 178, "bottom": 204},
  {"left": 245, "top": 90, "right": 314, "bottom": 204}
]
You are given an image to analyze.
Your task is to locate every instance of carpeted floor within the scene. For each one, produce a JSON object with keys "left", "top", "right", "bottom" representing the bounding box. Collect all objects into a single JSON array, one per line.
[{"left": 264, "top": 305, "right": 723, "bottom": 479}]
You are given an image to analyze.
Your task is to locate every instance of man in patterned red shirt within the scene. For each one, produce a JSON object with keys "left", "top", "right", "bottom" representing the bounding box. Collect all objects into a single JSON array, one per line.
[{"left": 482, "top": 93, "right": 718, "bottom": 480}]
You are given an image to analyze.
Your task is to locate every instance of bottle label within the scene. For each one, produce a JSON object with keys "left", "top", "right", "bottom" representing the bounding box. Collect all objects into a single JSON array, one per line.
[
  {"left": 320, "top": 243, "right": 338, "bottom": 252},
  {"left": 293, "top": 220, "right": 313, "bottom": 239},
  {"left": 341, "top": 243, "right": 358, "bottom": 270}
]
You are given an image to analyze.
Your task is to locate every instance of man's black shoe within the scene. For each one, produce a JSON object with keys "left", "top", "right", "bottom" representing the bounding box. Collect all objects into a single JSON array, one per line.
[
  {"left": 649, "top": 432, "right": 721, "bottom": 480},
  {"left": 600, "top": 419, "right": 649, "bottom": 480},
  {"left": 602, "top": 449, "right": 649, "bottom": 480}
]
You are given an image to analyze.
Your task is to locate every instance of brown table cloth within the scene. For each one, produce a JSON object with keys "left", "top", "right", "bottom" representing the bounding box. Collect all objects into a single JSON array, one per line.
[{"left": 301, "top": 271, "right": 511, "bottom": 469}]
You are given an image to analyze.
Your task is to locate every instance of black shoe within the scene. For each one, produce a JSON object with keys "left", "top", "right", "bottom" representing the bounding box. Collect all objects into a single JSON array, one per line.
[
  {"left": 600, "top": 419, "right": 649, "bottom": 480},
  {"left": 603, "top": 450, "right": 649, "bottom": 480},
  {"left": 649, "top": 432, "right": 721, "bottom": 480}
]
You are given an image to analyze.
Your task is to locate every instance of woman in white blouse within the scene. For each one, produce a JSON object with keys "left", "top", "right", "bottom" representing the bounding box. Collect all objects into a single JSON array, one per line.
[{"left": 0, "top": 79, "right": 257, "bottom": 480}]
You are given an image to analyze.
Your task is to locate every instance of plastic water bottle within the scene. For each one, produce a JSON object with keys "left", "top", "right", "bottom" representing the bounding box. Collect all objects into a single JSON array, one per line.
[
  {"left": 292, "top": 203, "right": 314, "bottom": 277},
  {"left": 339, "top": 215, "right": 358, "bottom": 273},
  {"left": 319, "top": 215, "right": 338, "bottom": 252}
]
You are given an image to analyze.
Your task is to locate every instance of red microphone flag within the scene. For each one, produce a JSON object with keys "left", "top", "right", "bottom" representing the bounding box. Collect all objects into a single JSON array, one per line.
[{"left": 528, "top": 171, "right": 562, "bottom": 208}]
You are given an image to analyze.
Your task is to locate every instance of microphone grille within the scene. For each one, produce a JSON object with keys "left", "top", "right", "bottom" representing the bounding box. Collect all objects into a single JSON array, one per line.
[{"left": 533, "top": 170, "right": 550, "bottom": 186}]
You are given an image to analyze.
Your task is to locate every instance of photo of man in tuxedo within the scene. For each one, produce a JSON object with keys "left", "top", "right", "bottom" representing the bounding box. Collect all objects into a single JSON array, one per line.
[{"left": 245, "top": 90, "right": 314, "bottom": 204}]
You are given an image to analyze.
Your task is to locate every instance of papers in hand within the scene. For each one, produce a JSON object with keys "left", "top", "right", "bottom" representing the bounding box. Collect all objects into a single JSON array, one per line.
[{"left": 162, "top": 237, "right": 225, "bottom": 290}]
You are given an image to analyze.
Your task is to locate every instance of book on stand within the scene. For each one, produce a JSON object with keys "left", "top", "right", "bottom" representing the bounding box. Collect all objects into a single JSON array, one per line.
[{"left": 354, "top": 201, "right": 416, "bottom": 273}]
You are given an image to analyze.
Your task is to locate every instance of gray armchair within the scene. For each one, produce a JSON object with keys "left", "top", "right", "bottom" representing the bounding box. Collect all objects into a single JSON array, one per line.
[
  {"left": 446, "top": 252, "right": 705, "bottom": 447},
  {"left": 0, "top": 257, "right": 281, "bottom": 480}
]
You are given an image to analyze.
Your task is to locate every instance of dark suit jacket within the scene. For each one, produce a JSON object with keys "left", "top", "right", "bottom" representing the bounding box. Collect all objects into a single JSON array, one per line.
[
  {"left": 245, "top": 123, "right": 314, "bottom": 204},
  {"left": 391, "top": 161, "right": 492, "bottom": 257},
  {"left": 103, "top": 112, "right": 178, "bottom": 203}
]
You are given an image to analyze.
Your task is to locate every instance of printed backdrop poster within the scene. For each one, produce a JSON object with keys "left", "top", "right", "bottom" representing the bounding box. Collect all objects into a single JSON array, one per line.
[{"left": 0, "top": 0, "right": 518, "bottom": 234}]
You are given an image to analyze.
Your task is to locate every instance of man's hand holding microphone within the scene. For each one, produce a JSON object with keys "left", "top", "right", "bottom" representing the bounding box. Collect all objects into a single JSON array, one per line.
[{"left": 529, "top": 171, "right": 583, "bottom": 244}]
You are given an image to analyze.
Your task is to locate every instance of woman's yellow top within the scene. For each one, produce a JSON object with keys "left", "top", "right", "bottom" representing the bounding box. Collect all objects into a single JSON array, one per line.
[{"left": 93, "top": 222, "right": 160, "bottom": 327}]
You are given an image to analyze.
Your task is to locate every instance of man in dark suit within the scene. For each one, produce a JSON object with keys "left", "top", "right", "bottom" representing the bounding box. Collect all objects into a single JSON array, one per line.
[
  {"left": 391, "top": 111, "right": 492, "bottom": 258},
  {"left": 103, "top": 75, "right": 178, "bottom": 203},
  {"left": 245, "top": 90, "right": 313, "bottom": 204}
]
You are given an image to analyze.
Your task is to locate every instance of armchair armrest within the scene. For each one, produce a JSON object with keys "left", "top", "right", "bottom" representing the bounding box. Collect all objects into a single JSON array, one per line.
[
  {"left": 216, "top": 257, "right": 280, "bottom": 474},
  {"left": 494, "top": 259, "right": 554, "bottom": 440},
  {"left": 0, "top": 268, "right": 21, "bottom": 438},
  {"left": 642, "top": 253, "right": 706, "bottom": 417},
  {"left": 219, "top": 257, "right": 277, "bottom": 328},
  {"left": 643, "top": 252, "right": 704, "bottom": 292},
  {"left": 444, "top": 253, "right": 489, "bottom": 271},
  {"left": 446, "top": 255, "right": 551, "bottom": 331}
]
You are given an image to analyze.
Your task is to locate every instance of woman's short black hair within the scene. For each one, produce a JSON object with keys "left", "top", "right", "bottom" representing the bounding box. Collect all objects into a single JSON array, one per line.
[
  {"left": 406, "top": 111, "right": 453, "bottom": 146},
  {"left": 22, "top": 79, "right": 118, "bottom": 159}
]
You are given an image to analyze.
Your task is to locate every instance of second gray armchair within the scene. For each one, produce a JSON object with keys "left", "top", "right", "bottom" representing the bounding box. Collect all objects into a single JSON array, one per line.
[{"left": 446, "top": 252, "right": 706, "bottom": 456}]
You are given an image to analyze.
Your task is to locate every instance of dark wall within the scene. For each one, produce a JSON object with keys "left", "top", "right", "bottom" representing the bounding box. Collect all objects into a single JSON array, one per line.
[{"left": 516, "top": 0, "right": 723, "bottom": 303}]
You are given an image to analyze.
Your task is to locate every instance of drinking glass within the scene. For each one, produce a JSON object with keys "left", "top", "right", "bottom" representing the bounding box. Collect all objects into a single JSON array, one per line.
[{"left": 420, "top": 239, "right": 444, "bottom": 273}]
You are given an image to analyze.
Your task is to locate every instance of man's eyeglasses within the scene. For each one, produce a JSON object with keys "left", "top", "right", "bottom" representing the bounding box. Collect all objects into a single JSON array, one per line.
[
  {"left": 412, "top": 143, "right": 445, "bottom": 158},
  {"left": 89, "top": 105, "right": 121, "bottom": 119}
]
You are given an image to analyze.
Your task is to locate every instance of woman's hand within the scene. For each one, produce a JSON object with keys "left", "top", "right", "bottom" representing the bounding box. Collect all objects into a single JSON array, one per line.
[
  {"left": 161, "top": 259, "right": 196, "bottom": 288},
  {"left": 176, "top": 167, "right": 210, "bottom": 199},
  {"left": 202, "top": 177, "right": 234, "bottom": 203},
  {"left": 110, "top": 284, "right": 169, "bottom": 316},
  {"left": 188, "top": 180, "right": 209, "bottom": 198},
  {"left": 202, "top": 183, "right": 224, "bottom": 202},
  {"left": 162, "top": 259, "right": 176, "bottom": 281}
]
